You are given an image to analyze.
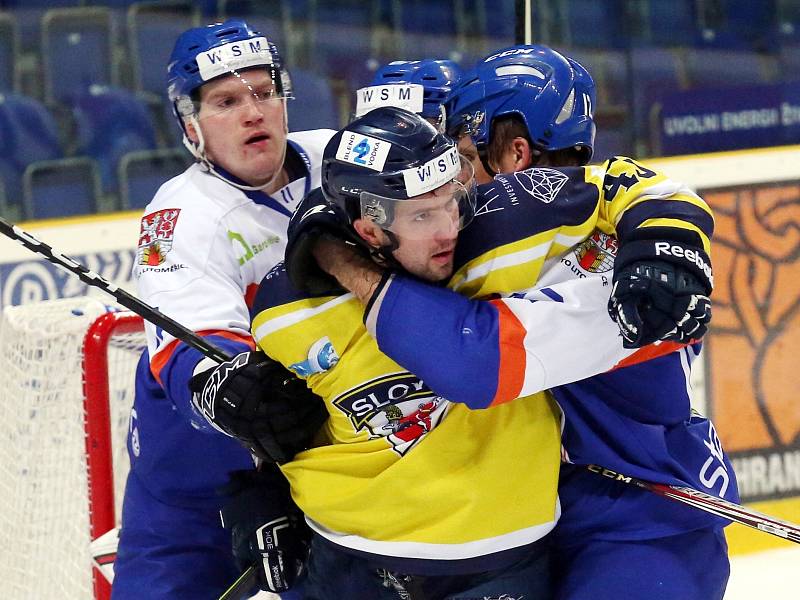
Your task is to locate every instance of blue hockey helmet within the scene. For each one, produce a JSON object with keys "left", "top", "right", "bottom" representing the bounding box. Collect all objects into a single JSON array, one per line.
[
  {"left": 322, "top": 106, "right": 476, "bottom": 238},
  {"left": 167, "top": 19, "right": 290, "bottom": 106},
  {"left": 446, "top": 45, "right": 596, "bottom": 164},
  {"left": 354, "top": 60, "right": 463, "bottom": 128}
]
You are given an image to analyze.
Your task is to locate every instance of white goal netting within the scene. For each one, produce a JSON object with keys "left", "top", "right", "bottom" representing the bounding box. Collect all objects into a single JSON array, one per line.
[{"left": 0, "top": 297, "right": 144, "bottom": 600}]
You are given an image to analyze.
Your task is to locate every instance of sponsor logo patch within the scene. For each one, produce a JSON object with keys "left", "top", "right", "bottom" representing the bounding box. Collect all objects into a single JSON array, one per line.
[
  {"left": 136, "top": 209, "right": 180, "bottom": 266},
  {"left": 336, "top": 132, "right": 392, "bottom": 172},
  {"left": 513, "top": 167, "right": 569, "bottom": 203},
  {"left": 354, "top": 83, "right": 424, "bottom": 117},
  {"left": 402, "top": 145, "right": 460, "bottom": 197},
  {"left": 289, "top": 336, "right": 340, "bottom": 376},
  {"left": 196, "top": 37, "right": 273, "bottom": 81}
]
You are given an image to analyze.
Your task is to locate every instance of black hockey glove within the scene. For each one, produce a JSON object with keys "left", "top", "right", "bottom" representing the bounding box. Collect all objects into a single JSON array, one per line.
[
  {"left": 220, "top": 466, "right": 310, "bottom": 594},
  {"left": 609, "top": 227, "right": 713, "bottom": 349},
  {"left": 285, "top": 187, "right": 364, "bottom": 295},
  {"left": 189, "top": 351, "right": 327, "bottom": 463}
]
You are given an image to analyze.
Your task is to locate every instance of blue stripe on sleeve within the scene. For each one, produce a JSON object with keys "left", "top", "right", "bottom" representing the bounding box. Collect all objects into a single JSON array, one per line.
[{"left": 539, "top": 287, "right": 564, "bottom": 302}]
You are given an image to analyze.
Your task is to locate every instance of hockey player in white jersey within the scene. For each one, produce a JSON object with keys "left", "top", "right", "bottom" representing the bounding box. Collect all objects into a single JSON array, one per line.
[{"left": 112, "top": 20, "right": 333, "bottom": 599}]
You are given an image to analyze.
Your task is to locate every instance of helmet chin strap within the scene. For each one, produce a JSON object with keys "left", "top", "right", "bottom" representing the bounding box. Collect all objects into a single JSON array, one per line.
[
  {"left": 374, "top": 230, "right": 401, "bottom": 267},
  {"left": 183, "top": 101, "right": 289, "bottom": 193},
  {"left": 476, "top": 143, "right": 497, "bottom": 179},
  {"left": 356, "top": 228, "right": 402, "bottom": 271}
]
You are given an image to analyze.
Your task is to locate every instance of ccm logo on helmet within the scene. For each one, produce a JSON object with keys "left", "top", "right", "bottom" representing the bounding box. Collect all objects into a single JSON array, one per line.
[
  {"left": 654, "top": 242, "right": 714, "bottom": 287},
  {"left": 484, "top": 48, "right": 536, "bottom": 63}
]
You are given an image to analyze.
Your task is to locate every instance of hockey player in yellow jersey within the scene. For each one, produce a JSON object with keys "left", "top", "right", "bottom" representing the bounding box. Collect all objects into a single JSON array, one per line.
[
  {"left": 205, "top": 99, "right": 716, "bottom": 597},
  {"left": 251, "top": 107, "right": 560, "bottom": 598}
]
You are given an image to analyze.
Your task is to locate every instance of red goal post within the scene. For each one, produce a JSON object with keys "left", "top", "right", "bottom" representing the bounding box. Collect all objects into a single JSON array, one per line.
[{"left": 83, "top": 309, "right": 144, "bottom": 600}]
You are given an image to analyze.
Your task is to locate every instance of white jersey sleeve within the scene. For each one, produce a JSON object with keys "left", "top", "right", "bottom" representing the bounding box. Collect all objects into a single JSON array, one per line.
[{"left": 365, "top": 264, "right": 682, "bottom": 410}]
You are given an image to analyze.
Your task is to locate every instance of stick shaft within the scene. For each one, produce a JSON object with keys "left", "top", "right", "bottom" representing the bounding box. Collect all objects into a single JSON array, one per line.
[
  {"left": 587, "top": 465, "right": 800, "bottom": 543},
  {"left": 0, "top": 216, "right": 230, "bottom": 363},
  {"left": 218, "top": 566, "right": 257, "bottom": 600}
]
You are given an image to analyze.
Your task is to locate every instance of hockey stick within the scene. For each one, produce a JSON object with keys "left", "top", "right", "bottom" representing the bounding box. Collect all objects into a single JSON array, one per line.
[
  {"left": 587, "top": 464, "right": 800, "bottom": 543},
  {"left": 218, "top": 565, "right": 257, "bottom": 600},
  {"left": 0, "top": 216, "right": 230, "bottom": 363}
]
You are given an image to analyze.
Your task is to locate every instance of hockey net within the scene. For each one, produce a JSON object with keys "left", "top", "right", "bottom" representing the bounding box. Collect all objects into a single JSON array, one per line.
[{"left": 0, "top": 297, "right": 144, "bottom": 600}]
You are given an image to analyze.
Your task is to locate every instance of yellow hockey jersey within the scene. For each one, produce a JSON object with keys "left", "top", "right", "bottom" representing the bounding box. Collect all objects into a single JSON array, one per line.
[{"left": 249, "top": 157, "right": 713, "bottom": 563}]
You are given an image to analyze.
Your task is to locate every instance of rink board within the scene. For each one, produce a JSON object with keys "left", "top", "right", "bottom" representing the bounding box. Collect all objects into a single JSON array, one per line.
[{"left": 650, "top": 145, "right": 800, "bottom": 555}]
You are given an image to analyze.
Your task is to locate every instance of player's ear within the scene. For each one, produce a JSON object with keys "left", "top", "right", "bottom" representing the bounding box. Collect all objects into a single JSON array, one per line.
[
  {"left": 185, "top": 119, "right": 200, "bottom": 144},
  {"left": 510, "top": 137, "right": 533, "bottom": 171},
  {"left": 353, "top": 218, "right": 385, "bottom": 248},
  {"left": 494, "top": 136, "right": 533, "bottom": 174}
]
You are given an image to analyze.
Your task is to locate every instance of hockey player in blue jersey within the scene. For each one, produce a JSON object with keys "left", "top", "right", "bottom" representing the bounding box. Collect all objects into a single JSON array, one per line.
[
  {"left": 298, "top": 46, "right": 736, "bottom": 599},
  {"left": 112, "top": 20, "right": 331, "bottom": 599}
]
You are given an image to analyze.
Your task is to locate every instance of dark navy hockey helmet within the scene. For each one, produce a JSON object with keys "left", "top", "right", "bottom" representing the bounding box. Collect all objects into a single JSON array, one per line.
[
  {"left": 322, "top": 106, "right": 476, "bottom": 237},
  {"left": 364, "top": 59, "right": 463, "bottom": 120},
  {"left": 446, "top": 45, "right": 596, "bottom": 164}
]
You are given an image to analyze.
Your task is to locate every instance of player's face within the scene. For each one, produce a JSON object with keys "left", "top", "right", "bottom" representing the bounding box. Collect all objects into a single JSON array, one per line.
[
  {"left": 191, "top": 69, "right": 288, "bottom": 190},
  {"left": 458, "top": 135, "right": 493, "bottom": 185},
  {"left": 355, "top": 190, "right": 460, "bottom": 283},
  {"left": 389, "top": 191, "right": 460, "bottom": 282}
]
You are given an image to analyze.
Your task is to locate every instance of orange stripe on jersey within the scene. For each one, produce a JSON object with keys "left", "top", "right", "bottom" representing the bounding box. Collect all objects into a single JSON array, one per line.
[
  {"left": 245, "top": 282, "right": 259, "bottom": 309},
  {"left": 149, "top": 329, "right": 256, "bottom": 385},
  {"left": 612, "top": 340, "right": 689, "bottom": 370},
  {"left": 489, "top": 300, "right": 528, "bottom": 407}
]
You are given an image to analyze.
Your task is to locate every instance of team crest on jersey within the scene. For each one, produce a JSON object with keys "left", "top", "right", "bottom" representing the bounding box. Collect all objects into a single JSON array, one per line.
[
  {"left": 332, "top": 373, "right": 449, "bottom": 456},
  {"left": 574, "top": 231, "right": 618, "bottom": 273},
  {"left": 136, "top": 209, "right": 181, "bottom": 266}
]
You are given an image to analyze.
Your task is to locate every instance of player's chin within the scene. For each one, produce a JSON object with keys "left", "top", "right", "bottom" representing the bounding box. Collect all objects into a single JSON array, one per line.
[
  {"left": 246, "top": 156, "right": 280, "bottom": 179},
  {"left": 429, "top": 259, "right": 454, "bottom": 281}
]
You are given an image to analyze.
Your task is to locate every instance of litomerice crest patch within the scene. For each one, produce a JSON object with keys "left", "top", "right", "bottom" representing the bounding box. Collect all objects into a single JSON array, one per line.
[
  {"left": 574, "top": 230, "right": 618, "bottom": 273},
  {"left": 137, "top": 208, "right": 181, "bottom": 266}
]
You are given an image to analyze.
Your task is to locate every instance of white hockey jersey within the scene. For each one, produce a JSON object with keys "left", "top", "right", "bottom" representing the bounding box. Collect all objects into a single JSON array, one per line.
[{"left": 133, "top": 130, "right": 334, "bottom": 382}]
